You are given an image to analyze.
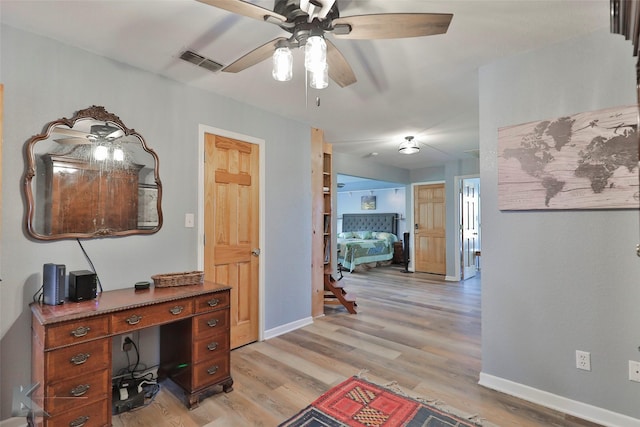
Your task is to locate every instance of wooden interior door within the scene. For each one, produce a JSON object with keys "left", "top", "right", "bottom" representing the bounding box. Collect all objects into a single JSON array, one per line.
[
  {"left": 204, "top": 133, "right": 259, "bottom": 349},
  {"left": 461, "top": 179, "right": 480, "bottom": 279},
  {"left": 414, "top": 183, "right": 446, "bottom": 275}
]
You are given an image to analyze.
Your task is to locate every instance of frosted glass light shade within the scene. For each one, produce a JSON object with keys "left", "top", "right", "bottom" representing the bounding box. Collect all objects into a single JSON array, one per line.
[
  {"left": 398, "top": 137, "right": 420, "bottom": 154},
  {"left": 272, "top": 47, "right": 293, "bottom": 81},
  {"left": 309, "top": 65, "right": 328, "bottom": 89},
  {"left": 305, "top": 35, "right": 326, "bottom": 72},
  {"left": 94, "top": 145, "right": 108, "bottom": 161}
]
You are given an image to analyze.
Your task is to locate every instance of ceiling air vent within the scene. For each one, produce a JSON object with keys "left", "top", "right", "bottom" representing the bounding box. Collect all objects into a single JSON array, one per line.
[{"left": 179, "top": 50, "right": 223, "bottom": 73}]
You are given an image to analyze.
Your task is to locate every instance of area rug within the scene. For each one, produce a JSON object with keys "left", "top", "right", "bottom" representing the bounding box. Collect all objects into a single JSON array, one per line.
[{"left": 279, "top": 376, "right": 495, "bottom": 427}]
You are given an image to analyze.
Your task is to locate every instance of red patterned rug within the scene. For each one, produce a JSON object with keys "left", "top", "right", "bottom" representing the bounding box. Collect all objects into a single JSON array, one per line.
[{"left": 279, "top": 376, "right": 494, "bottom": 427}]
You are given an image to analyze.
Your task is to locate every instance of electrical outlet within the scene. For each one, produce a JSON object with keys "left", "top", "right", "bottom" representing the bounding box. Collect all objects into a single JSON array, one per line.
[
  {"left": 121, "top": 334, "right": 133, "bottom": 352},
  {"left": 576, "top": 350, "right": 591, "bottom": 371},
  {"left": 629, "top": 361, "right": 640, "bottom": 382}
]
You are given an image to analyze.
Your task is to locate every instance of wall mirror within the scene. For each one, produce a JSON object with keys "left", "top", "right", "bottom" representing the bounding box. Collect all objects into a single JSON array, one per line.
[{"left": 24, "top": 105, "right": 163, "bottom": 240}]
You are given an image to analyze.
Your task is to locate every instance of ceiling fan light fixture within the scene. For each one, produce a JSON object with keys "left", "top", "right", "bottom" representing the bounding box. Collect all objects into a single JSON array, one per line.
[
  {"left": 398, "top": 136, "right": 420, "bottom": 155},
  {"left": 304, "top": 35, "right": 327, "bottom": 72},
  {"left": 272, "top": 46, "right": 293, "bottom": 81}
]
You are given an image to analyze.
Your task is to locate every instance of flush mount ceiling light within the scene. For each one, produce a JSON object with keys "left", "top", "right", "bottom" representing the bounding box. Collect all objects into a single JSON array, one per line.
[{"left": 398, "top": 136, "right": 420, "bottom": 154}]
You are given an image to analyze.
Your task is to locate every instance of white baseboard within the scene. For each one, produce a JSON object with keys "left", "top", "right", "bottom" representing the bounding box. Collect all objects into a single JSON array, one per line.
[
  {"left": 479, "top": 372, "right": 640, "bottom": 427},
  {"left": 263, "top": 316, "right": 314, "bottom": 340},
  {"left": 445, "top": 275, "right": 457, "bottom": 281}
]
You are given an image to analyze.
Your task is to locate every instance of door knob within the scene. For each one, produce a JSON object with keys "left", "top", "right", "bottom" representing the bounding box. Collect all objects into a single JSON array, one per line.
[{"left": 251, "top": 248, "right": 261, "bottom": 256}]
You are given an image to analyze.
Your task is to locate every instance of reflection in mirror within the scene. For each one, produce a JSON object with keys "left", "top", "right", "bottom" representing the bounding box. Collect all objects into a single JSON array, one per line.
[{"left": 24, "top": 106, "right": 162, "bottom": 240}]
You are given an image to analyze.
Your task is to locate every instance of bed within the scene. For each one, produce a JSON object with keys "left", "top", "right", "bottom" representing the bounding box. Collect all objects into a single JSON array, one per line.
[{"left": 337, "top": 213, "right": 400, "bottom": 272}]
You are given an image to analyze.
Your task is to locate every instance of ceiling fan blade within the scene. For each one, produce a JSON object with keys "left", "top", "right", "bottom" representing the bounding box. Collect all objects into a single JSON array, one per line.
[
  {"left": 54, "top": 138, "right": 91, "bottom": 145},
  {"left": 222, "top": 37, "right": 288, "bottom": 73},
  {"left": 51, "top": 127, "right": 89, "bottom": 137},
  {"left": 326, "top": 40, "right": 356, "bottom": 88},
  {"left": 196, "top": 0, "right": 287, "bottom": 24},
  {"left": 332, "top": 13, "right": 453, "bottom": 40}
]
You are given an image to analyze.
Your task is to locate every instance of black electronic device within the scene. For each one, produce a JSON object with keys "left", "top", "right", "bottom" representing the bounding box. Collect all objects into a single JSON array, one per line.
[
  {"left": 43, "top": 263, "right": 66, "bottom": 305},
  {"left": 68, "top": 270, "right": 97, "bottom": 302},
  {"left": 112, "top": 384, "right": 144, "bottom": 414},
  {"left": 134, "top": 281, "right": 150, "bottom": 290}
]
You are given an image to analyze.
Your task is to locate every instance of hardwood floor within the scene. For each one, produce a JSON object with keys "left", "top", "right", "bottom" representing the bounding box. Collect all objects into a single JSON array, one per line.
[{"left": 114, "top": 265, "right": 600, "bottom": 427}]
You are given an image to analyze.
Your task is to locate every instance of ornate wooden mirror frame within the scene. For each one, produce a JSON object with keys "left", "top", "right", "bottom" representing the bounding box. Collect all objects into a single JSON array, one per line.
[{"left": 23, "top": 105, "right": 163, "bottom": 240}]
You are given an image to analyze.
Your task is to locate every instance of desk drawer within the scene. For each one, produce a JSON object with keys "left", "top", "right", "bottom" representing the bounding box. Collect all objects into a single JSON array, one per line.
[
  {"left": 46, "top": 339, "right": 110, "bottom": 383},
  {"left": 194, "top": 291, "right": 230, "bottom": 313},
  {"left": 192, "top": 354, "right": 230, "bottom": 390},
  {"left": 45, "top": 316, "right": 110, "bottom": 350},
  {"left": 112, "top": 299, "right": 194, "bottom": 334},
  {"left": 45, "top": 369, "right": 109, "bottom": 414},
  {"left": 46, "top": 398, "right": 109, "bottom": 427},
  {"left": 193, "top": 309, "right": 229, "bottom": 337},
  {"left": 193, "top": 333, "right": 229, "bottom": 364}
]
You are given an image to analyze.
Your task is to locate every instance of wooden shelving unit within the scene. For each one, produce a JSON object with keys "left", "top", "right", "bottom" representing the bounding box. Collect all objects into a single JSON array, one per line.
[
  {"left": 312, "top": 129, "right": 356, "bottom": 316},
  {"left": 322, "top": 145, "right": 332, "bottom": 269},
  {"left": 311, "top": 128, "right": 328, "bottom": 317}
]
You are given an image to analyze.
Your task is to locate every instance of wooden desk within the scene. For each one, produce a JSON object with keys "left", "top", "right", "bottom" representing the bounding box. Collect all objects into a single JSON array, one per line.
[{"left": 30, "top": 282, "right": 232, "bottom": 427}]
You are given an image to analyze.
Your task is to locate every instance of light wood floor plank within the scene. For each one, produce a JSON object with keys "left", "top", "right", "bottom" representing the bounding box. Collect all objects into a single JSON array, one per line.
[{"left": 115, "top": 266, "right": 599, "bottom": 427}]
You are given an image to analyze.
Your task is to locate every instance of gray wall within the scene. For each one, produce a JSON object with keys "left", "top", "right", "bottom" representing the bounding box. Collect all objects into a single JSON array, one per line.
[
  {"left": 0, "top": 25, "right": 312, "bottom": 418},
  {"left": 480, "top": 28, "right": 640, "bottom": 419}
]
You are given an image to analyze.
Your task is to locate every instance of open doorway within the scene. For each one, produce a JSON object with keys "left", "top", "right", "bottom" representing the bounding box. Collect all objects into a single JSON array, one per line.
[
  {"left": 335, "top": 174, "right": 408, "bottom": 272},
  {"left": 456, "top": 175, "right": 481, "bottom": 280}
]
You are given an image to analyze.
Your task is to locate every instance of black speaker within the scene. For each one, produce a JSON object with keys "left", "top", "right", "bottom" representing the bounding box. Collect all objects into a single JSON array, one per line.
[
  {"left": 43, "top": 263, "right": 66, "bottom": 305},
  {"left": 69, "top": 270, "right": 97, "bottom": 302},
  {"left": 401, "top": 232, "right": 413, "bottom": 274}
]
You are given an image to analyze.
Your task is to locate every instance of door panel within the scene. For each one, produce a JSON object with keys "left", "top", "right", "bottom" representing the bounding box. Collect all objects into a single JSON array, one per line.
[
  {"left": 204, "top": 133, "right": 259, "bottom": 349},
  {"left": 414, "top": 183, "right": 446, "bottom": 275}
]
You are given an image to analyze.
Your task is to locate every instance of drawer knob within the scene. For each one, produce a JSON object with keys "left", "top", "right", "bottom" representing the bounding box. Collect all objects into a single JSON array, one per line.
[
  {"left": 207, "top": 298, "right": 220, "bottom": 307},
  {"left": 69, "top": 415, "right": 89, "bottom": 427},
  {"left": 207, "top": 342, "right": 219, "bottom": 351},
  {"left": 70, "top": 326, "right": 90, "bottom": 338},
  {"left": 207, "top": 365, "right": 219, "bottom": 375},
  {"left": 169, "top": 306, "right": 184, "bottom": 315},
  {"left": 207, "top": 319, "right": 219, "bottom": 328},
  {"left": 70, "top": 384, "right": 90, "bottom": 397},
  {"left": 126, "top": 314, "right": 142, "bottom": 325},
  {"left": 70, "top": 353, "right": 90, "bottom": 365}
]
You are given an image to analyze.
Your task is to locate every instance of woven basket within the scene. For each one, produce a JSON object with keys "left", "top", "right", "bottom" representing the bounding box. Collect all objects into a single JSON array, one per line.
[{"left": 151, "top": 271, "right": 204, "bottom": 288}]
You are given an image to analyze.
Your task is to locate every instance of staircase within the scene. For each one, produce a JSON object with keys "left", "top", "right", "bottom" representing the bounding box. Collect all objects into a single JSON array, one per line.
[{"left": 323, "top": 274, "right": 357, "bottom": 314}]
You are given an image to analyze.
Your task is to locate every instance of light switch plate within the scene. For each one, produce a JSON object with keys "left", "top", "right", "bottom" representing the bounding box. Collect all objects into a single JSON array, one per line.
[{"left": 185, "top": 213, "right": 195, "bottom": 228}]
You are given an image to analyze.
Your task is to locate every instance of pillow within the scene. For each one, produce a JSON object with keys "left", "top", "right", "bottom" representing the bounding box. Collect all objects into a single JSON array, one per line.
[
  {"left": 338, "top": 231, "right": 355, "bottom": 239},
  {"left": 356, "top": 230, "right": 373, "bottom": 239},
  {"left": 376, "top": 232, "right": 398, "bottom": 243}
]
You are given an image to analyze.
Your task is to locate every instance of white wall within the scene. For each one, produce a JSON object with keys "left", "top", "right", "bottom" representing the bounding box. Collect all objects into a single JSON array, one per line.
[
  {"left": 479, "top": 28, "right": 640, "bottom": 423},
  {"left": 0, "top": 25, "right": 312, "bottom": 418},
  {"left": 337, "top": 187, "right": 407, "bottom": 235}
]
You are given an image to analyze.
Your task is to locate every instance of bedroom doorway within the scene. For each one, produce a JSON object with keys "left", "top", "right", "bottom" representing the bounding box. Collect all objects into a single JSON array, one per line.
[{"left": 202, "top": 131, "right": 261, "bottom": 349}]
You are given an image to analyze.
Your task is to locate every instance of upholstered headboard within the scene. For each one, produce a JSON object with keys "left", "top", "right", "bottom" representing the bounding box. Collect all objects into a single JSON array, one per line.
[{"left": 341, "top": 213, "right": 398, "bottom": 236}]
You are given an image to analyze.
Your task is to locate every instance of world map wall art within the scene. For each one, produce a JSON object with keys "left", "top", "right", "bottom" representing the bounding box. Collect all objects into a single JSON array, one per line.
[{"left": 498, "top": 105, "right": 639, "bottom": 210}]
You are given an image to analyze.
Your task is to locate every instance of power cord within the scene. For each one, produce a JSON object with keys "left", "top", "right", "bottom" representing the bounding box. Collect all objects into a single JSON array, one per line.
[
  {"left": 76, "top": 238, "right": 103, "bottom": 293},
  {"left": 112, "top": 337, "right": 160, "bottom": 413}
]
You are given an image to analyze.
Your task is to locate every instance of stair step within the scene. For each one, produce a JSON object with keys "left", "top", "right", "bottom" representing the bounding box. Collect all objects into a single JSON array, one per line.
[{"left": 343, "top": 293, "right": 357, "bottom": 302}]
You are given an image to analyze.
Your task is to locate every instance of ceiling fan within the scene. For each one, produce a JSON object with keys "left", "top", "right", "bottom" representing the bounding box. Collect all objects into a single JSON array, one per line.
[
  {"left": 197, "top": 0, "right": 453, "bottom": 88},
  {"left": 52, "top": 124, "right": 124, "bottom": 145}
]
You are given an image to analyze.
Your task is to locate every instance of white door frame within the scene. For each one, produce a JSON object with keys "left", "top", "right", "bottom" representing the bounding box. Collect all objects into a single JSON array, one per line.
[
  {"left": 197, "top": 124, "right": 266, "bottom": 342},
  {"left": 453, "top": 174, "right": 480, "bottom": 282}
]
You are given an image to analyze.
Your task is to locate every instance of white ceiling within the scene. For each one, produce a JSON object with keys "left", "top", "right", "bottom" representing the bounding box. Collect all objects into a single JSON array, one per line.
[{"left": 0, "top": 0, "right": 611, "bottom": 170}]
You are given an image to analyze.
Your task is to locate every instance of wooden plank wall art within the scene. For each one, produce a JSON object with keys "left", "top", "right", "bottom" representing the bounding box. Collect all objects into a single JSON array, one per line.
[{"left": 498, "top": 105, "right": 639, "bottom": 210}]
